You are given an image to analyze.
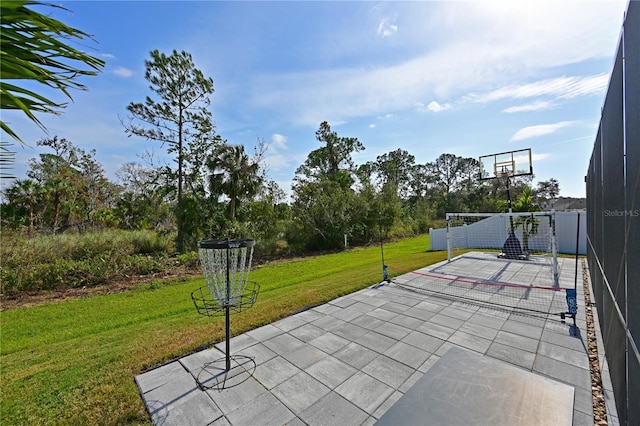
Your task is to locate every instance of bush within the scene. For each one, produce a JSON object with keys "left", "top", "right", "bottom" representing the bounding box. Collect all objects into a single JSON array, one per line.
[
  {"left": 128, "top": 255, "right": 164, "bottom": 276},
  {"left": 129, "top": 230, "right": 174, "bottom": 254},
  {"left": 0, "top": 230, "right": 169, "bottom": 295},
  {"left": 176, "top": 251, "right": 199, "bottom": 268}
]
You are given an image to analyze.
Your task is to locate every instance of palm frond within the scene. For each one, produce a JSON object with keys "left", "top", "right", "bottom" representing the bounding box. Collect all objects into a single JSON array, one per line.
[
  {"left": 0, "top": 141, "right": 16, "bottom": 181},
  {"left": 0, "top": 0, "right": 105, "bottom": 144}
]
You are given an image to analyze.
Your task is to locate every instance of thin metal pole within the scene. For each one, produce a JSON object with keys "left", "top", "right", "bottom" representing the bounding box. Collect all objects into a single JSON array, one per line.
[
  {"left": 506, "top": 175, "right": 514, "bottom": 232},
  {"left": 573, "top": 212, "right": 581, "bottom": 332},
  {"left": 574, "top": 212, "right": 580, "bottom": 294},
  {"left": 446, "top": 215, "right": 452, "bottom": 262},
  {"left": 551, "top": 212, "right": 559, "bottom": 287},
  {"left": 379, "top": 216, "right": 388, "bottom": 282},
  {"left": 506, "top": 175, "right": 512, "bottom": 213},
  {"left": 225, "top": 239, "right": 231, "bottom": 372}
]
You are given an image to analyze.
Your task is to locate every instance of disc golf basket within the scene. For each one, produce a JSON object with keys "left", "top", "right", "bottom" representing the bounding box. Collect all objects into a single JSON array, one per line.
[{"left": 191, "top": 239, "right": 260, "bottom": 390}]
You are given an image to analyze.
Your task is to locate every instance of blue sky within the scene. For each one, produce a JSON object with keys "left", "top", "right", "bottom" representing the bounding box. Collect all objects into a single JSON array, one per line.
[{"left": 3, "top": 0, "right": 629, "bottom": 199}]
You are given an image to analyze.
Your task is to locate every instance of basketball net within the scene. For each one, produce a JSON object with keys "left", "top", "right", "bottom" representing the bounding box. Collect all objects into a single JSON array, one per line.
[{"left": 496, "top": 170, "right": 512, "bottom": 188}]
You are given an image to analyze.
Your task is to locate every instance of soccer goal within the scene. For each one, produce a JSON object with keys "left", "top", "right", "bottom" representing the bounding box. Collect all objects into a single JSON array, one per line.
[{"left": 446, "top": 212, "right": 559, "bottom": 287}]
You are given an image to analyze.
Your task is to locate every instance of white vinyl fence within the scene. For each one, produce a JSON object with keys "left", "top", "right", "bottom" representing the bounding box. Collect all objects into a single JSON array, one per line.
[{"left": 429, "top": 211, "right": 587, "bottom": 254}]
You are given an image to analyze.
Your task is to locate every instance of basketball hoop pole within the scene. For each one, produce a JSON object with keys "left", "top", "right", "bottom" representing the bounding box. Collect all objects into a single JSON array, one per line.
[
  {"left": 506, "top": 174, "right": 512, "bottom": 213},
  {"left": 500, "top": 167, "right": 515, "bottom": 232}
]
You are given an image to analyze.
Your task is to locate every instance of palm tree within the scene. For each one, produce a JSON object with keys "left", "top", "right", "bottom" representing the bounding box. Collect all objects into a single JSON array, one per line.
[
  {"left": 4, "top": 178, "right": 43, "bottom": 235},
  {"left": 208, "top": 144, "right": 262, "bottom": 222}
]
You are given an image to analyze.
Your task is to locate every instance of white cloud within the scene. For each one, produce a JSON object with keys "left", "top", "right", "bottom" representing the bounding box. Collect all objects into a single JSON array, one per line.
[
  {"left": 376, "top": 114, "right": 394, "bottom": 120},
  {"left": 377, "top": 18, "right": 398, "bottom": 37},
  {"left": 249, "top": 1, "right": 624, "bottom": 126},
  {"left": 503, "top": 100, "right": 554, "bottom": 113},
  {"left": 415, "top": 101, "right": 451, "bottom": 113},
  {"left": 369, "top": 124, "right": 376, "bottom": 128},
  {"left": 426, "top": 101, "right": 451, "bottom": 112},
  {"left": 263, "top": 153, "right": 290, "bottom": 172},
  {"left": 511, "top": 121, "right": 576, "bottom": 142},
  {"left": 112, "top": 67, "right": 134, "bottom": 78},
  {"left": 531, "top": 153, "right": 551, "bottom": 162},
  {"left": 261, "top": 134, "right": 290, "bottom": 172},
  {"left": 468, "top": 74, "right": 609, "bottom": 104},
  {"left": 511, "top": 152, "right": 550, "bottom": 166},
  {"left": 270, "top": 133, "right": 287, "bottom": 150},
  {"left": 101, "top": 53, "right": 116, "bottom": 60}
]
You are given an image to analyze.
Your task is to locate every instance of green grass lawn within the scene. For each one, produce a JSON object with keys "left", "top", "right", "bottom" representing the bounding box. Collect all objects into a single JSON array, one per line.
[{"left": 1, "top": 234, "right": 446, "bottom": 425}]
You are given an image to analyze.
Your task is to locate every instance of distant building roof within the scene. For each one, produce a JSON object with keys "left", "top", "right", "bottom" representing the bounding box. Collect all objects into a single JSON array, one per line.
[{"left": 541, "top": 197, "right": 586, "bottom": 211}]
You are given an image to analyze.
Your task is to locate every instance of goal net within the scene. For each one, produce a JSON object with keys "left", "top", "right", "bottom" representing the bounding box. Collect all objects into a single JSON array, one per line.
[{"left": 446, "top": 212, "right": 559, "bottom": 287}]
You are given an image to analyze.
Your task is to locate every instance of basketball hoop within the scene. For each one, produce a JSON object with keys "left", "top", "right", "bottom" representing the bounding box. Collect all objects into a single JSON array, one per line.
[
  {"left": 478, "top": 148, "right": 533, "bottom": 182},
  {"left": 479, "top": 148, "right": 533, "bottom": 226}
]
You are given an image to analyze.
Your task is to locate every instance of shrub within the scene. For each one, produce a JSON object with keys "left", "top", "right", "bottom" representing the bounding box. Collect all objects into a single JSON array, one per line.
[
  {"left": 176, "top": 251, "right": 199, "bottom": 268},
  {"left": 128, "top": 255, "right": 164, "bottom": 276},
  {"left": 0, "top": 230, "right": 169, "bottom": 295},
  {"left": 129, "top": 230, "right": 174, "bottom": 254}
]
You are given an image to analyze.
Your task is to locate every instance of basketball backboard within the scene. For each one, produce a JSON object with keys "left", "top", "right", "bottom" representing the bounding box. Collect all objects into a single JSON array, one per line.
[{"left": 479, "top": 148, "right": 533, "bottom": 181}]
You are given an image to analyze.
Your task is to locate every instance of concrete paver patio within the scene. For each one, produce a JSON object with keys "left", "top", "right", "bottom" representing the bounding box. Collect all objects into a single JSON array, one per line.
[{"left": 135, "top": 254, "right": 617, "bottom": 426}]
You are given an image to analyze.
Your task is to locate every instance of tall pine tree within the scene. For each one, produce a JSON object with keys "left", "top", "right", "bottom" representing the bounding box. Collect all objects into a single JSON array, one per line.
[{"left": 123, "top": 50, "right": 218, "bottom": 252}]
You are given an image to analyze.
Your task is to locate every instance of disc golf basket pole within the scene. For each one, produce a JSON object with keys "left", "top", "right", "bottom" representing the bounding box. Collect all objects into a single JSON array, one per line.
[{"left": 191, "top": 239, "right": 260, "bottom": 389}]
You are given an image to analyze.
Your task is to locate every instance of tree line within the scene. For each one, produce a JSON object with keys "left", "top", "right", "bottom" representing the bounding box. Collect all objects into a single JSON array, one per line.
[
  {"left": 1, "top": 128, "right": 560, "bottom": 254},
  {"left": 1, "top": 50, "right": 560, "bottom": 254}
]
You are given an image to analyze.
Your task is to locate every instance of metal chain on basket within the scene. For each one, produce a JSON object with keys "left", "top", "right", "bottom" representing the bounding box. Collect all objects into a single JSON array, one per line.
[{"left": 198, "top": 240, "right": 254, "bottom": 307}]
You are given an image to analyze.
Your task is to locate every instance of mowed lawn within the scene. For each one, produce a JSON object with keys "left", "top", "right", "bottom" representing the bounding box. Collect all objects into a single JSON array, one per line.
[{"left": 1, "top": 234, "right": 446, "bottom": 425}]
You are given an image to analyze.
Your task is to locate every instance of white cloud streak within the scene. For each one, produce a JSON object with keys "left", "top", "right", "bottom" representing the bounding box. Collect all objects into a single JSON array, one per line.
[
  {"left": 511, "top": 121, "right": 576, "bottom": 142},
  {"left": 531, "top": 153, "right": 551, "bottom": 162},
  {"left": 468, "top": 74, "right": 609, "bottom": 104},
  {"left": 503, "top": 101, "right": 554, "bottom": 113}
]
